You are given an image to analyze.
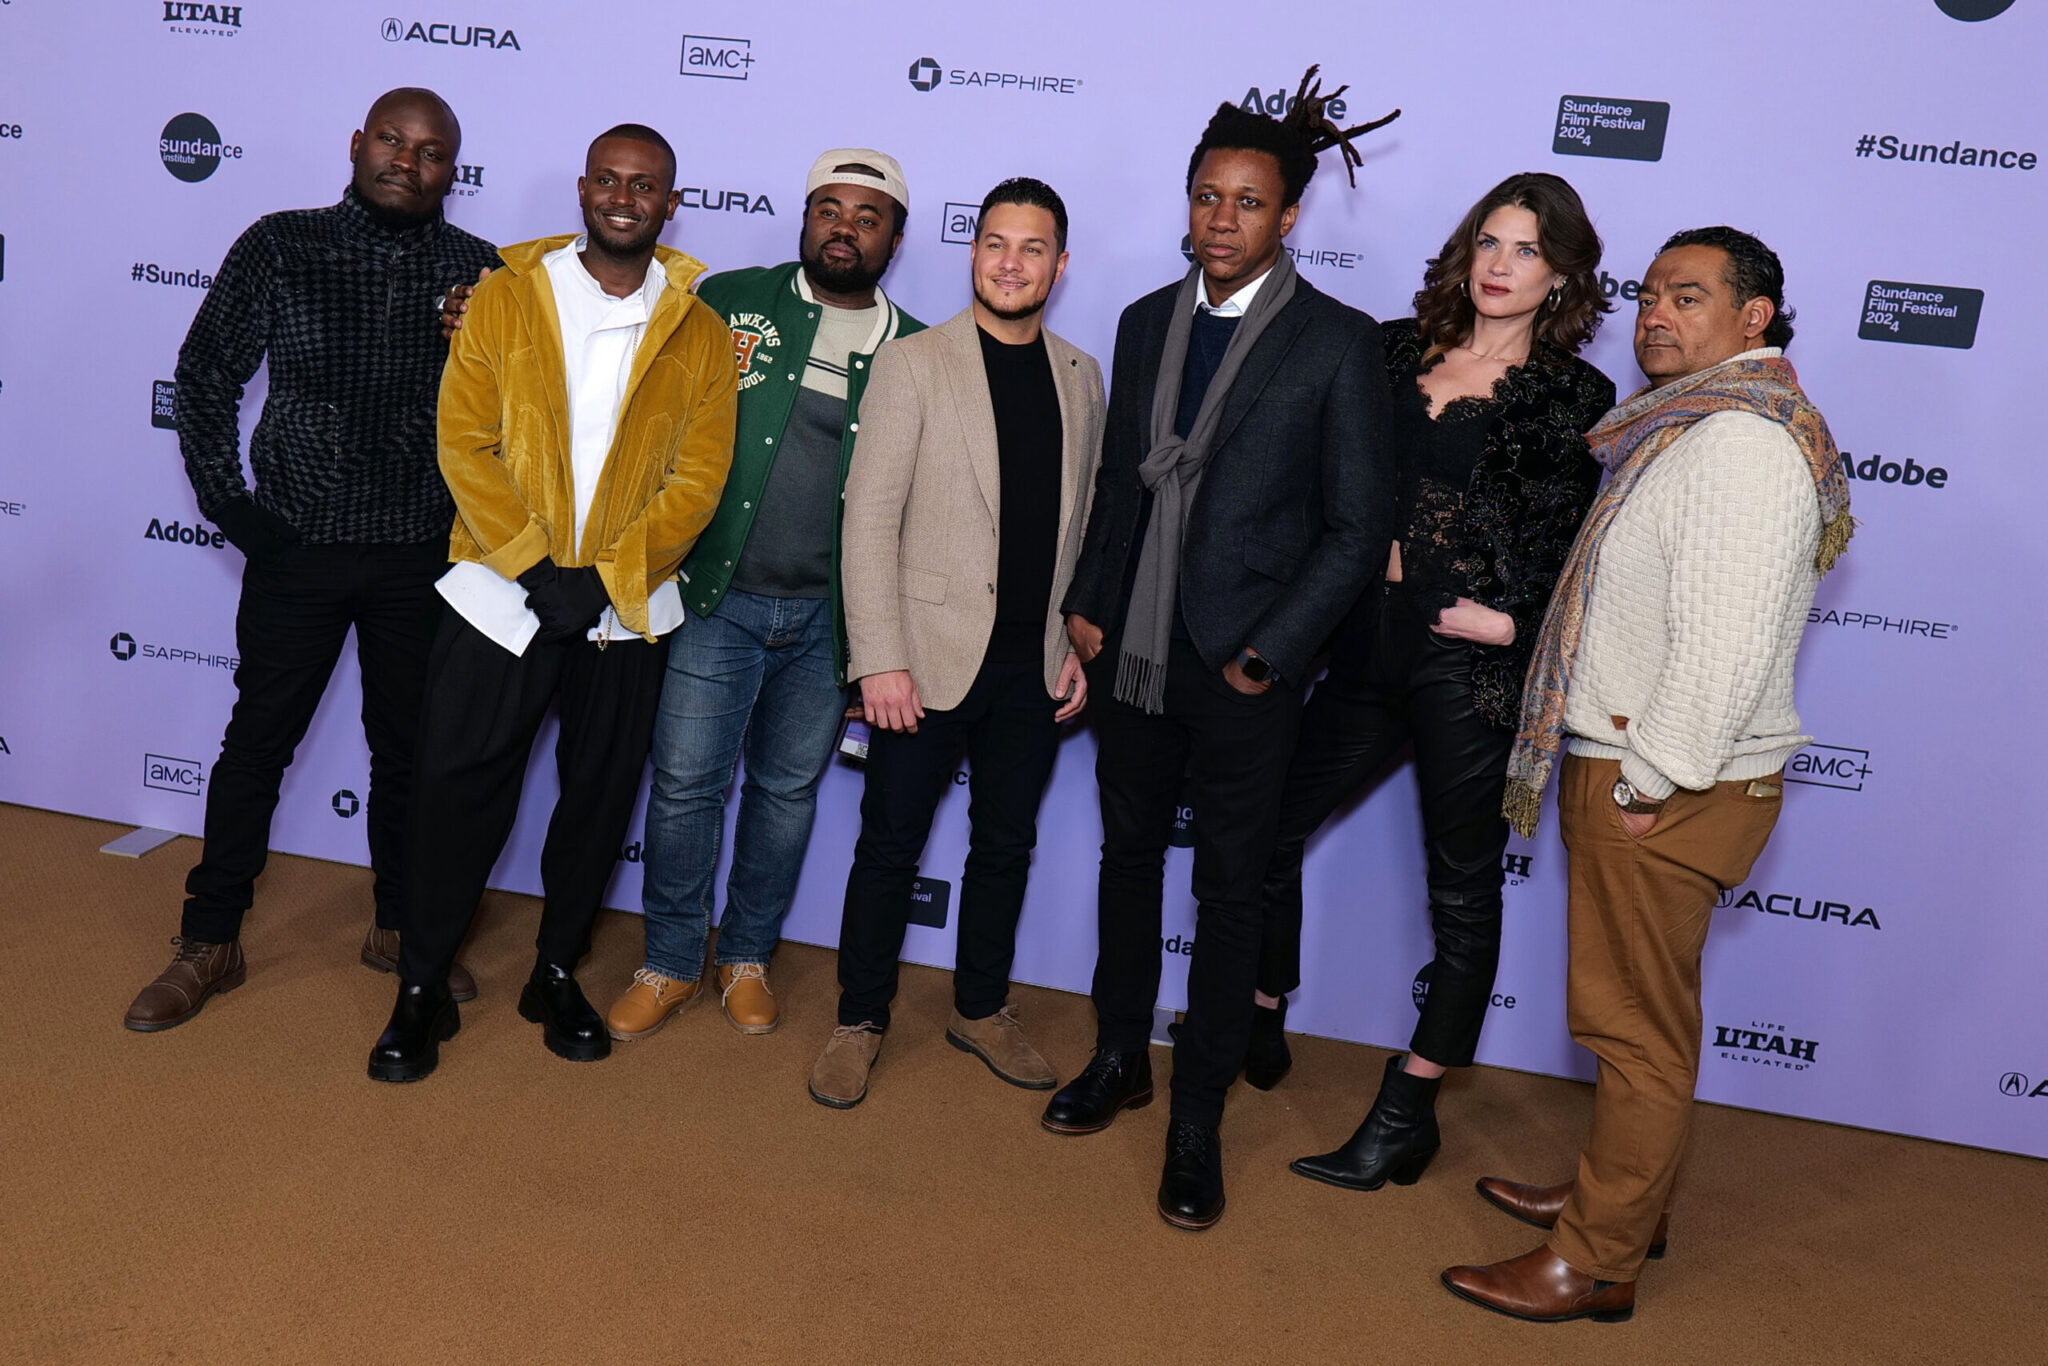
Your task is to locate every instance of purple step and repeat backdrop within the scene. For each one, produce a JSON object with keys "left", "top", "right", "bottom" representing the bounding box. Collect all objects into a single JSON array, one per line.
[{"left": 1, "top": 1, "right": 2042, "bottom": 1156}]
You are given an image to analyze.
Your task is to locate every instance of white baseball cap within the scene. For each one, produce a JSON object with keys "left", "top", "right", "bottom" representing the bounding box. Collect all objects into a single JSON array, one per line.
[{"left": 805, "top": 148, "right": 910, "bottom": 214}]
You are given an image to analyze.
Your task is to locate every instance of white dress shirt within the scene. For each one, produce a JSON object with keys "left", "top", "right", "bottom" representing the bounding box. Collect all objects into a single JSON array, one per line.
[
  {"left": 1193, "top": 264, "right": 1275, "bottom": 317},
  {"left": 438, "top": 237, "right": 685, "bottom": 654}
]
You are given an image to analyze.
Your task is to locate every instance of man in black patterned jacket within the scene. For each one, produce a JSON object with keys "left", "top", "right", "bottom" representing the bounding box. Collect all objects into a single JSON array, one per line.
[{"left": 124, "top": 88, "right": 501, "bottom": 1033}]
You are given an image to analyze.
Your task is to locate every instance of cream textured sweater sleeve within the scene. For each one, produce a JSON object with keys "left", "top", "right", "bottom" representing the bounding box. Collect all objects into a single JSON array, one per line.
[{"left": 1565, "top": 410, "right": 1822, "bottom": 797}]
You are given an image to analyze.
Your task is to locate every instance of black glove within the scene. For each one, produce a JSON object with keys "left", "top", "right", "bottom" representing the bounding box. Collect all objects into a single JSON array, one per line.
[
  {"left": 212, "top": 497, "right": 302, "bottom": 565},
  {"left": 517, "top": 558, "right": 611, "bottom": 643}
]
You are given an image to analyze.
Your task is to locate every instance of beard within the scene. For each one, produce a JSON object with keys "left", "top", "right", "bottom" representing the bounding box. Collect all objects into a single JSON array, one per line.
[
  {"left": 973, "top": 277, "right": 1049, "bottom": 323},
  {"left": 800, "top": 233, "right": 890, "bottom": 297}
]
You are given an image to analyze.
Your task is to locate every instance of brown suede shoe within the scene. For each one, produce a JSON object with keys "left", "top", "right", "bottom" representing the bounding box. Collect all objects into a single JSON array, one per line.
[
  {"left": 1475, "top": 1176, "right": 1669, "bottom": 1259},
  {"left": 124, "top": 937, "right": 246, "bottom": 1032},
  {"left": 360, "top": 925, "right": 476, "bottom": 1003},
  {"left": 808, "top": 1023, "right": 883, "bottom": 1109},
  {"left": 604, "top": 967, "right": 705, "bottom": 1041},
  {"left": 945, "top": 1004, "right": 1056, "bottom": 1090},
  {"left": 717, "top": 962, "right": 780, "bottom": 1035},
  {"left": 1441, "top": 1245, "right": 1635, "bottom": 1324}
]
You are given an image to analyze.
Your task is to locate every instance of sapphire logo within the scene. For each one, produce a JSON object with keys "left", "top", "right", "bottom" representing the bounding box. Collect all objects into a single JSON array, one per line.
[
  {"left": 159, "top": 112, "right": 241, "bottom": 183},
  {"left": 332, "top": 789, "right": 360, "bottom": 818},
  {"left": 381, "top": 19, "right": 520, "bottom": 50},
  {"left": 1806, "top": 609, "right": 1958, "bottom": 642},
  {"left": 907, "top": 55, "right": 1079, "bottom": 95},
  {"left": 1552, "top": 96, "right": 1670, "bottom": 162},
  {"left": 162, "top": 2, "right": 242, "bottom": 37},
  {"left": 152, "top": 380, "right": 178, "bottom": 430},
  {"left": 1180, "top": 233, "right": 1359, "bottom": 270},
  {"left": 941, "top": 201, "right": 980, "bottom": 245},
  {"left": 144, "top": 753, "right": 206, "bottom": 795},
  {"left": 1786, "top": 743, "right": 1873, "bottom": 792},
  {"left": 107, "top": 630, "right": 238, "bottom": 670},
  {"left": 681, "top": 35, "right": 752, "bottom": 80},
  {"left": 110, "top": 632, "right": 138, "bottom": 661}
]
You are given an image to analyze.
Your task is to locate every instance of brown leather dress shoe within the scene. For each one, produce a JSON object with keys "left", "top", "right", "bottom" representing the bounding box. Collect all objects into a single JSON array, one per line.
[
  {"left": 1441, "top": 1245, "right": 1635, "bottom": 1324},
  {"left": 125, "top": 937, "right": 246, "bottom": 1031},
  {"left": 1475, "top": 1176, "right": 1669, "bottom": 1259},
  {"left": 361, "top": 925, "right": 477, "bottom": 1003}
]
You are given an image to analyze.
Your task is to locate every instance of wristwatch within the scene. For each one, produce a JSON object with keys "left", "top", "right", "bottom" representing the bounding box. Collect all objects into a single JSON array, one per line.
[
  {"left": 1612, "top": 777, "right": 1665, "bottom": 814},
  {"left": 1235, "top": 648, "right": 1278, "bottom": 684}
]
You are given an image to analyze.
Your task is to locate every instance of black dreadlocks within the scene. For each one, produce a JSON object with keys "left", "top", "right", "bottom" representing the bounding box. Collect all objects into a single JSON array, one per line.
[{"left": 1185, "top": 66, "right": 1400, "bottom": 207}]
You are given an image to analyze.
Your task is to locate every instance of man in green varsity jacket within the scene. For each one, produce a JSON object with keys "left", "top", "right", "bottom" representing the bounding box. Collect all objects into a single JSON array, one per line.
[{"left": 603, "top": 149, "right": 924, "bottom": 1040}]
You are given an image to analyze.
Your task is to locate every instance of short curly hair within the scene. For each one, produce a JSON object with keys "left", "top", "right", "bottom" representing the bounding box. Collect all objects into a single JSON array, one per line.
[{"left": 1659, "top": 225, "right": 1796, "bottom": 349}]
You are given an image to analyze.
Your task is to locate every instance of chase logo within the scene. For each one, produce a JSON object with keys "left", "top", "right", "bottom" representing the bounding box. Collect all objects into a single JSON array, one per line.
[
  {"left": 110, "top": 632, "right": 138, "bottom": 661},
  {"left": 332, "top": 789, "right": 360, "bottom": 818},
  {"left": 681, "top": 35, "right": 753, "bottom": 80},
  {"left": 144, "top": 753, "right": 206, "bottom": 795},
  {"left": 907, "top": 56, "right": 942, "bottom": 91}
]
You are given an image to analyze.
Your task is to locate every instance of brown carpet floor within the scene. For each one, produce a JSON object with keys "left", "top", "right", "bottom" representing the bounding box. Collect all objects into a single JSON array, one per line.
[{"left": 3, "top": 802, "right": 2041, "bottom": 1365}]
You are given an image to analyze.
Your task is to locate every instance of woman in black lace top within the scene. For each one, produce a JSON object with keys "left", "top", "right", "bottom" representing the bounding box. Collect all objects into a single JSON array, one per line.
[{"left": 1249, "top": 174, "right": 1617, "bottom": 1191}]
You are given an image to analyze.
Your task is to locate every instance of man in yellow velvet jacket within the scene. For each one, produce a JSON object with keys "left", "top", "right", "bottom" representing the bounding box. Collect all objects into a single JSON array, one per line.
[{"left": 367, "top": 123, "right": 737, "bottom": 1083}]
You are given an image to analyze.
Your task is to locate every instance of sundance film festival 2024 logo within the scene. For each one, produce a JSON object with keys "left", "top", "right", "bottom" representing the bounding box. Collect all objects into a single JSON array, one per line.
[
  {"left": 907, "top": 56, "right": 1081, "bottom": 95},
  {"left": 1860, "top": 281, "right": 1982, "bottom": 348},
  {"left": 161, "top": 2, "right": 242, "bottom": 37},
  {"left": 152, "top": 380, "right": 178, "bottom": 429},
  {"left": 1552, "top": 96, "right": 1669, "bottom": 162},
  {"left": 159, "top": 112, "right": 241, "bottom": 182}
]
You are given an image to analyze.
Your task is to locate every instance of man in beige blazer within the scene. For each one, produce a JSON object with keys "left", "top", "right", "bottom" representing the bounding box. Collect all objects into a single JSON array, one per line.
[{"left": 808, "top": 178, "right": 1105, "bottom": 1108}]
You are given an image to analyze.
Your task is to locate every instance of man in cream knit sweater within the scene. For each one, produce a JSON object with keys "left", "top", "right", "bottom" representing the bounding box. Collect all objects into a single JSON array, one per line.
[{"left": 1443, "top": 227, "right": 1852, "bottom": 1324}]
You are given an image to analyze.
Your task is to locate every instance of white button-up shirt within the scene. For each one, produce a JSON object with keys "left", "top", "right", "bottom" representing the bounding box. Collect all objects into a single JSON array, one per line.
[{"left": 1193, "top": 264, "right": 1275, "bottom": 317}]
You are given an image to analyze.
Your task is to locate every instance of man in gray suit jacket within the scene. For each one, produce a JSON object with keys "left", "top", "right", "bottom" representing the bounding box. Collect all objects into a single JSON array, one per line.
[{"left": 808, "top": 178, "right": 1106, "bottom": 1110}]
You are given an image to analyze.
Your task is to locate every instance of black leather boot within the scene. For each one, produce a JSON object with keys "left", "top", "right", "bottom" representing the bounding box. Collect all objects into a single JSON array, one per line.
[
  {"left": 1290, "top": 1053, "right": 1441, "bottom": 1190},
  {"left": 518, "top": 959, "right": 611, "bottom": 1062},
  {"left": 368, "top": 981, "right": 459, "bottom": 1083},
  {"left": 1157, "top": 1119, "right": 1225, "bottom": 1230},
  {"left": 1041, "top": 1048, "right": 1153, "bottom": 1135},
  {"left": 1243, "top": 997, "right": 1292, "bottom": 1091}
]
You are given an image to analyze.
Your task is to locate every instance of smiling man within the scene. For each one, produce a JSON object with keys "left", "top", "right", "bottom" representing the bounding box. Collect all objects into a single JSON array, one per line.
[
  {"left": 365, "top": 124, "right": 737, "bottom": 1082},
  {"left": 1443, "top": 227, "right": 1852, "bottom": 1322},
  {"left": 1046, "top": 82, "right": 1396, "bottom": 1231},
  {"left": 806, "top": 177, "right": 1104, "bottom": 1109},
  {"left": 124, "top": 88, "right": 499, "bottom": 1035},
  {"left": 599, "top": 151, "right": 923, "bottom": 1046}
]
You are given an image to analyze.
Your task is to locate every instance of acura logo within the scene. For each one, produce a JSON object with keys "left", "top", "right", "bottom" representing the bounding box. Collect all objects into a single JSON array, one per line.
[
  {"left": 382, "top": 17, "right": 401, "bottom": 40},
  {"left": 2001, "top": 1072, "right": 2029, "bottom": 1096},
  {"left": 907, "top": 56, "right": 942, "bottom": 91}
]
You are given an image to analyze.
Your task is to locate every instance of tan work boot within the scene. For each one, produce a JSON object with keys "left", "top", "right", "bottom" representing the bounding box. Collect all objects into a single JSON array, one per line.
[
  {"left": 808, "top": 1023, "right": 884, "bottom": 1109},
  {"left": 360, "top": 924, "right": 477, "bottom": 1003},
  {"left": 717, "top": 962, "right": 780, "bottom": 1035},
  {"left": 946, "top": 1004, "right": 1057, "bottom": 1090},
  {"left": 124, "top": 937, "right": 247, "bottom": 1032},
  {"left": 604, "top": 967, "right": 704, "bottom": 1041}
]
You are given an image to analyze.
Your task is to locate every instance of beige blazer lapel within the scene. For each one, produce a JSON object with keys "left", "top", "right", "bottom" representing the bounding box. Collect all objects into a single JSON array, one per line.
[
  {"left": 935, "top": 309, "right": 1001, "bottom": 524},
  {"left": 1045, "top": 331, "right": 1090, "bottom": 545}
]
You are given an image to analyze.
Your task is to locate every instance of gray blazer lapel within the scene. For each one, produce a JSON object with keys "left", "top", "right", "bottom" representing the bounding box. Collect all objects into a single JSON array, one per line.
[{"left": 937, "top": 309, "right": 1002, "bottom": 522}]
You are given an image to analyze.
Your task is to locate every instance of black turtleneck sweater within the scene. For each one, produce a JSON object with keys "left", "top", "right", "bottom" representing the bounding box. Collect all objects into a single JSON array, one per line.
[{"left": 175, "top": 185, "right": 501, "bottom": 544}]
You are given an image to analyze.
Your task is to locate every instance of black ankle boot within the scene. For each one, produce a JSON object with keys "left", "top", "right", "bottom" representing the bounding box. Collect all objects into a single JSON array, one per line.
[
  {"left": 1289, "top": 1053, "right": 1442, "bottom": 1190},
  {"left": 518, "top": 959, "right": 610, "bottom": 1062},
  {"left": 1243, "top": 997, "right": 1292, "bottom": 1091},
  {"left": 367, "top": 981, "right": 459, "bottom": 1083}
]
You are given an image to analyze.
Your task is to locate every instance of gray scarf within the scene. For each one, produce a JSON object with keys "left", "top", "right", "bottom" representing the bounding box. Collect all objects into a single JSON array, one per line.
[{"left": 1114, "top": 256, "right": 1299, "bottom": 713}]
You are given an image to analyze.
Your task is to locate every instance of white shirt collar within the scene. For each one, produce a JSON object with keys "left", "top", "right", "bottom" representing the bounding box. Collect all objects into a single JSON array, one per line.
[
  {"left": 1194, "top": 265, "right": 1275, "bottom": 318},
  {"left": 550, "top": 234, "right": 666, "bottom": 317}
]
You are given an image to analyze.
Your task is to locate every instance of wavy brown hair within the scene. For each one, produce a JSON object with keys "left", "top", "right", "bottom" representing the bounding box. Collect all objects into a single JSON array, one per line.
[{"left": 1413, "top": 172, "right": 1609, "bottom": 365}]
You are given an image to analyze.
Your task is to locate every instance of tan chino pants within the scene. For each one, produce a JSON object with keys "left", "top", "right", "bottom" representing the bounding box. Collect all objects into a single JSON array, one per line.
[{"left": 1547, "top": 755, "right": 1783, "bottom": 1282}]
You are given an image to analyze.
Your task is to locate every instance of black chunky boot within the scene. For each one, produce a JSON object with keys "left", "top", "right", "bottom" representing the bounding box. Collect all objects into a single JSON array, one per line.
[
  {"left": 1243, "top": 997, "right": 1292, "bottom": 1091},
  {"left": 1289, "top": 1053, "right": 1441, "bottom": 1190}
]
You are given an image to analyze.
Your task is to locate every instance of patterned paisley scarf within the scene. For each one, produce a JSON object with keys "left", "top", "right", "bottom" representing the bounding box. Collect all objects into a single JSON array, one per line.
[{"left": 1502, "top": 352, "right": 1852, "bottom": 837}]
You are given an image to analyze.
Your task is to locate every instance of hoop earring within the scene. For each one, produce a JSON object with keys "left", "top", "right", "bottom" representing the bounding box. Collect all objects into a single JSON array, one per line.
[{"left": 1544, "top": 285, "right": 1563, "bottom": 311}]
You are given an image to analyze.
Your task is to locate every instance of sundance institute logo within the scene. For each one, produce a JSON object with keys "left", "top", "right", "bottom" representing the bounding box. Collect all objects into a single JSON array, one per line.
[{"left": 159, "top": 112, "right": 242, "bottom": 183}]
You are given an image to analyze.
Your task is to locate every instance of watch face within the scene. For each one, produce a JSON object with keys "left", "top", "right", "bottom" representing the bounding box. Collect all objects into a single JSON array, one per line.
[{"left": 1242, "top": 655, "right": 1271, "bottom": 681}]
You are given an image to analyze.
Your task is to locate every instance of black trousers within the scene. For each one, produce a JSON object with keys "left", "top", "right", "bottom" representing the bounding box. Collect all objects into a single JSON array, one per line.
[
  {"left": 1256, "top": 583, "right": 1514, "bottom": 1068},
  {"left": 182, "top": 541, "right": 449, "bottom": 943},
  {"left": 836, "top": 645, "right": 1060, "bottom": 1030},
  {"left": 1090, "top": 635, "right": 1304, "bottom": 1128},
  {"left": 396, "top": 613, "right": 668, "bottom": 985}
]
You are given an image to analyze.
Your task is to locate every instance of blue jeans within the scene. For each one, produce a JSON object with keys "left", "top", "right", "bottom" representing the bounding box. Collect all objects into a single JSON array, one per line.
[{"left": 640, "top": 589, "right": 847, "bottom": 981}]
